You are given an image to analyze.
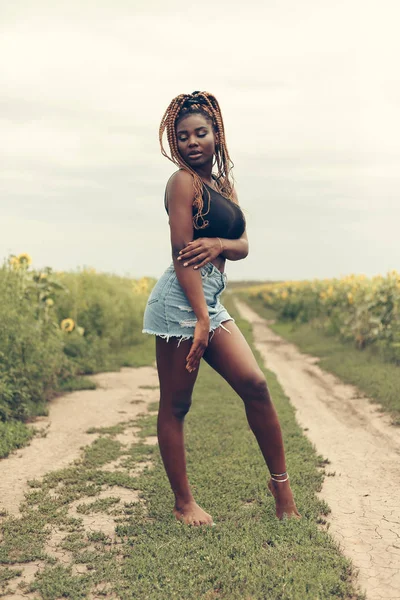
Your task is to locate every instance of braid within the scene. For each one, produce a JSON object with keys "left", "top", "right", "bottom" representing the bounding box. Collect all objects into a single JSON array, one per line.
[{"left": 159, "top": 91, "right": 235, "bottom": 230}]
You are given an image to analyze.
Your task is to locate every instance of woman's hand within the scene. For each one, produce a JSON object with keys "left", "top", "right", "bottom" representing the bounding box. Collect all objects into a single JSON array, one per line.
[
  {"left": 177, "top": 237, "right": 223, "bottom": 269},
  {"left": 186, "top": 318, "right": 210, "bottom": 372}
]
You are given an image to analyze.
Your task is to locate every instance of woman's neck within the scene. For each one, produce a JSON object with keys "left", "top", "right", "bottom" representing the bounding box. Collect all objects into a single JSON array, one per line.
[{"left": 192, "top": 164, "right": 213, "bottom": 186}]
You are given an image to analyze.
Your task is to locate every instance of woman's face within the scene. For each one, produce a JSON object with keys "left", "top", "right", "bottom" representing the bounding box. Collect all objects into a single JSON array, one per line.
[{"left": 176, "top": 113, "right": 216, "bottom": 169}]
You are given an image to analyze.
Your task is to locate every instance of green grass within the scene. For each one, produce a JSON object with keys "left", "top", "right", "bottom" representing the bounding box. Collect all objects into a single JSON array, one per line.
[
  {"left": 117, "top": 334, "right": 155, "bottom": 368},
  {"left": 57, "top": 376, "right": 97, "bottom": 393},
  {"left": 0, "top": 301, "right": 363, "bottom": 599},
  {"left": 0, "top": 336, "right": 155, "bottom": 460},
  {"left": 0, "top": 567, "right": 22, "bottom": 584},
  {"left": 244, "top": 294, "right": 400, "bottom": 425},
  {"left": 0, "top": 421, "right": 35, "bottom": 459},
  {"left": 59, "top": 335, "right": 155, "bottom": 392}
]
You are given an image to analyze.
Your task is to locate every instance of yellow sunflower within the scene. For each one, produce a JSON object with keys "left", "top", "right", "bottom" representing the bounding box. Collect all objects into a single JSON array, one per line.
[
  {"left": 327, "top": 285, "right": 334, "bottom": 297},
  {"left": 60, "top": 318, "right": 75, "bottom": 332},
  {"left": 9, "top": 256, "right": 20, "bottom": 269},
  {"left": 17, "top": 253, "right": 32, "bottom": 266}
]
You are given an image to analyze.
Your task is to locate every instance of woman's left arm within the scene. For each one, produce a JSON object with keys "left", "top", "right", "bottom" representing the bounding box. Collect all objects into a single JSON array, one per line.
[{"left": 218, "top": 230, "right": 248, "bottom": 261}]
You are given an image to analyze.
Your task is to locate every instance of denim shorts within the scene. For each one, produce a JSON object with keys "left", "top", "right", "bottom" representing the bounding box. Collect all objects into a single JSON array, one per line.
[{"left": 142, "top": 261, "right": 234, "bottom": 344}]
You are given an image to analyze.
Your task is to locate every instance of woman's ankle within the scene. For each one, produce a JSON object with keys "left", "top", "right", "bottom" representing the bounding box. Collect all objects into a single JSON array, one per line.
[{"left": 174, "top": 493, "right": 194, "bottom": 507}]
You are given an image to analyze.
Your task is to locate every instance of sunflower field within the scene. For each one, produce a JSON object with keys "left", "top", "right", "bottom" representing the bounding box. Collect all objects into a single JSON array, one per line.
[
  {"left": 0, "top": 253, "right": 155, "bottom": 429},
  {"left": 245, "top": 271, "right": 400, "bottom": 363}
]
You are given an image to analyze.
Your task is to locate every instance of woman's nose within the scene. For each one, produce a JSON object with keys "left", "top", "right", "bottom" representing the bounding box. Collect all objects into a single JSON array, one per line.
[{"left": 188, "top": 137, "right": 199, "bottom": 147}]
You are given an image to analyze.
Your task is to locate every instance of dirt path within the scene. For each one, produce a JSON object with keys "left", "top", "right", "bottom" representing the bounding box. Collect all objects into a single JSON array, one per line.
[
  {"left": 0, "top": 366, "right": 160, "bottom": 598},
  {"left": 235, "top": 299, "right": 400, "bottom": 600},
  {"left": 0, "top": 366, "right": 159, "bottom": 517}
]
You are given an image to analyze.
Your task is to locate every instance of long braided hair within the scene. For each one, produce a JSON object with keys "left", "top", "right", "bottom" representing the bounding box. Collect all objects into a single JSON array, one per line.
[{"left": 159, "top": 91, "right": 234, "bottom": 230}]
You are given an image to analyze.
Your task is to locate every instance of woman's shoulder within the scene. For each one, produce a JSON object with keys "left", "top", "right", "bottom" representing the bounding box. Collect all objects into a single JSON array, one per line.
[
  {"left": 165, "top": 169, "right": 196, "bottom": 213},
  {"left": 166, "top": 169, "right": 194, "bottom": 192}
]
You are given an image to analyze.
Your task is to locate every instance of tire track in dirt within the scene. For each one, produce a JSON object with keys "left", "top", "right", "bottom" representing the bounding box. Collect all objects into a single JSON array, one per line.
[{"left": 235, "top": 298, "right": 400, "bottom": 600}]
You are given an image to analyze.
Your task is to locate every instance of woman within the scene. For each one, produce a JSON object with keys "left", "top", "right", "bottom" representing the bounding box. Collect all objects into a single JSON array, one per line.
[{"left": 143, "top": 91, "right": 300, "bottom": 525}]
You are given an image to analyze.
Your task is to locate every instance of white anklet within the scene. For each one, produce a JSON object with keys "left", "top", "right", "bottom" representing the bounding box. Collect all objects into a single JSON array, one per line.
[{"left": 271, "top": 474, "right": 289, "bottom": 483}]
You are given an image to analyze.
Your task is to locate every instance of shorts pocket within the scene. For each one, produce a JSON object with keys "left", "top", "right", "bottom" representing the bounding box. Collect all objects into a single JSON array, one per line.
[{"left": 147, "top": 272, "right": 175, "bottom": 305}]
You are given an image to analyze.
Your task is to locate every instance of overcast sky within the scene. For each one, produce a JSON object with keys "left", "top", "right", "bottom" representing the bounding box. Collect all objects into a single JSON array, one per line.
[{"left": 1, "top": 0, "right": 399, "bottom": 281}]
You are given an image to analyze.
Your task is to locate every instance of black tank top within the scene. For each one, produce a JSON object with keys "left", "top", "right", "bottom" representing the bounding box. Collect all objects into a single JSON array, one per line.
[{"left": 164, "top": 181, "right": 246, "bottom": 240}]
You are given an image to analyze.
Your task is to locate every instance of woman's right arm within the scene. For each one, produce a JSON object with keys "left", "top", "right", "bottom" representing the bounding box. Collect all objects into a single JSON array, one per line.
[{"left": 166, "top": 171, "right": 210, "bottom": 372}]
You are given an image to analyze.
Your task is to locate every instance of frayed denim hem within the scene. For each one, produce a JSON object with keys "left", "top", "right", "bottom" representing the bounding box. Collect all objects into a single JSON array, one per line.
[{"left": 142, "top": 318, "right": 234, "bottom": 347}]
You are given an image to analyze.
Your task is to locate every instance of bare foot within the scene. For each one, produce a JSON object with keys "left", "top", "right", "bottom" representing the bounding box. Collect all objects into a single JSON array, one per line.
[
  {"left": 173, "top": 500, "right": 214, "bottom": 526},
  {"left": 268, "top": 479, "right": 301, "bottom": 520}
]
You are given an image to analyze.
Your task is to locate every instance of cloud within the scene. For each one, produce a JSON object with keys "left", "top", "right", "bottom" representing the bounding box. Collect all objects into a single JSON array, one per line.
[{"left": 1, "top": 0, "right": 399, "bottom": 280}]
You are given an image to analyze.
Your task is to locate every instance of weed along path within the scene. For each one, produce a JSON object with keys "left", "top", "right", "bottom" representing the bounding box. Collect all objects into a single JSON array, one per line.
[
  {"left": 0, "top": 366, "right": 159, "bottom": 517},
  {"left": 0, "top": 365, "right": 161, "bottom": 598},
  {"left": 234, "top": 298, "right": 400, "bottom": 600}
]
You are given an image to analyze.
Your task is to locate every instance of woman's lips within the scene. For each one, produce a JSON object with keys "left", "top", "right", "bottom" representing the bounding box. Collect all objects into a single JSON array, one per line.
[{"left": 187, "top": 152, "right": 202, "bottom": 160}]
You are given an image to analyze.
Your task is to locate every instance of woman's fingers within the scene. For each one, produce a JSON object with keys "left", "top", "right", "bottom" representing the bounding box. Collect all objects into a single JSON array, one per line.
[
  {"left": 185, "top": 316, "right": 210, "bottom": 371},
  {"left": 193, "top": 259, "right": 210, "bottom": 270},
  {"left": 184, "top": 253, "right": 209, "bottom": 267},
  {"left": 186, "top": 347, "right": 201, "bottom": 371},
  {"left": 178, "top": 243, "right": 203, "bottom": 258},
  {"left": 185, "top": 343, "right": 198, "bottom": 365},
  {"left": 186, "top": 341, "right": 207, "bottom": 372},
  {"left": 178, "top": 239, "right": 221, "bottom": 268},
  {"left": 186, "top": 357, "right": 199, "bottom": 372},
  {"left": 178, "top": 248, "right": 204, "bottom": 261}
]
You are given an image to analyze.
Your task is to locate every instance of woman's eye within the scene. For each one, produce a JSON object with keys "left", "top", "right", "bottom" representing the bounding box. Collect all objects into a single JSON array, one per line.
[{"left": 178, "top": 132, "right": 207, "bottom": 142}]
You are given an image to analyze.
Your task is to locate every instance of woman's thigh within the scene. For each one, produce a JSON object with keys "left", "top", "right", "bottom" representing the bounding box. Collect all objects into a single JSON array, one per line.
[
  {"left": 203, "top": 321, "right": 265, "bottom": 395},
  {"left": 156, "top": 336, "right": 200, "bottom": 402}
]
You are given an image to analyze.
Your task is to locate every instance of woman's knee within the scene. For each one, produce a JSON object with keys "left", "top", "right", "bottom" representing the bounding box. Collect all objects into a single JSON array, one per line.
[
  {"left": 173, "top": 395, "right": 192, "bottom": 420},
  {"left": 239, "top": 371, "right": 270, "bottom": 403},
  {"left": 160, "top": 390, "right": 192, "bottom": 420}
]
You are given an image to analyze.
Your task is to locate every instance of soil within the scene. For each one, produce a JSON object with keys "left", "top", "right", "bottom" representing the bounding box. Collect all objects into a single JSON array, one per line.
[
  {"left": 0, "top": 366, "right": 159, "bottom": 599},
  {"left": 235, "top": 298, "right": 400, "bottom": 600},
  {"left": 0, "top": 367, "right": 159, "bottom": 517}
]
